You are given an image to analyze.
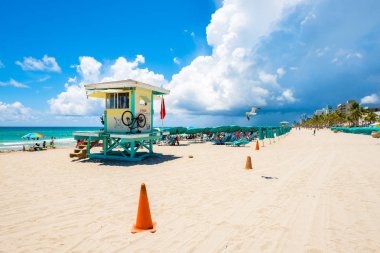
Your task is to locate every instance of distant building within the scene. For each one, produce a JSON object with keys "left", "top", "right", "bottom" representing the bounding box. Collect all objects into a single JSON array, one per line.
[
  {"left": 336, "top": 100, "right": 356, "bottom": 114},
  {"left": 314, "top": 105, "right": 333, "bottom": 116},
  {"left": 364, "top": 105, "right": 380, "bottom": 116}
]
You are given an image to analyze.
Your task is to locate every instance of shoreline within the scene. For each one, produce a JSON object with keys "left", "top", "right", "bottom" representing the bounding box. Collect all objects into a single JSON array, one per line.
[{"left": 0, "top": 145, "right": 72, "bottom": 154}]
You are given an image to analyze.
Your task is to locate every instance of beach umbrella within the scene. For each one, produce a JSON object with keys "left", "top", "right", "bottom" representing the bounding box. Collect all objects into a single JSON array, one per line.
[
  {"left": 258, "top": 128, "right": 264, "bottom": 140},
  {"left": 228, "top": 125, "right": 241, "bottom": 132},
  {"left": 210, "top": 126, "right": 231, "bottom": 133},
  {"left": 22, "top": 133, "right": 45, "bottom": 140},
  {"left": 168, "top": 127, "right": 187, "bottom": 135},
  {"left": 186, "top": 127, "right": 204, "bottom": 134},
  {"left": 21, "top": 133, "right": 45, "bottom": 149},
  {"left": 201, "top": 127, "right": 212, "bottom": 134}
]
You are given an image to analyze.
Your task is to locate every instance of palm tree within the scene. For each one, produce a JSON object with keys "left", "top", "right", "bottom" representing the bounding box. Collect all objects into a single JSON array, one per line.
[
  {"left": 364, "top": 111, "right": 378, "bottom": 125},
  {"left": 335, "top": 110, "right": 346, "bottom": 126},
  {"left": 349, "top": 102, "right": 363, "bottom": 126}
]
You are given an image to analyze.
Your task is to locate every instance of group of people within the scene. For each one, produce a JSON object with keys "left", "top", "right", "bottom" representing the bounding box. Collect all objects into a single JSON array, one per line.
[
  {"left": 160, "top": 130, "right": 258, "bottom": 146},
  {"left": 160, "top": 135, "right": 180, "bottom": 146},
  {"left": 204, "top": 131, "right": 257, "bottom": 142},
  {"left": 26, "top": 137, "right": 55, "bottom": 151}
]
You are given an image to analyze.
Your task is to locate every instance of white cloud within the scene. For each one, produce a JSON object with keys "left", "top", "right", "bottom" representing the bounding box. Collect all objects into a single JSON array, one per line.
[
  {"left": 37, "top": 76, "right": 51, "bottom": 82},
  {"left": 49, "top": 0, "right": 303, "bottom": 118},
  {"left": 74, "top": 56, "right": 101, "bottom": 83},
  {"left": 277, "top": 89, "right": 296, "bottom": 103},
  {"left": 259, "top": 71, "right": 278, "bottom": 85},
  {"left": 0, "top": 79, "right": 28, "bottom": 88},
  {"left": 49, "top": 55, "right": 166, "bottom": 116},
  {"left": 101, "top": 55, "right": 165, "bottom": 85},
  {"left": 68, "top": 76, "right": 77, "bottom": 83},
  {"left": 0, "top": 101, "right": 33, "bottom": 121},
  {"left": 49, "top": 84, "right": 102, "bottom": 116},
  {"left": 332, "top": 49, "right": 363, "bottom": 65},
  {"left": 173, "top": 57, "right": 181, "bottom": 65},
  {"left": 301, "top": 12, "right": 316, "bottom": 26},
  {"left": 0, "top": 60, "right": 4, "bottom": 69},
  {"left": 361, "top": 94, "right": 379, "bottom": 104},
  {"left": 167, "top": 0, "right": 303, "bottom": 114},
  {"left": 277, "top": 67, "right": 286, "bottom": 77},
  {"left": 315, "top": 46, "right": 330, "bottom": 57},
  {"left": 16, "top": 55, "right": 61, "bottom": 72}
]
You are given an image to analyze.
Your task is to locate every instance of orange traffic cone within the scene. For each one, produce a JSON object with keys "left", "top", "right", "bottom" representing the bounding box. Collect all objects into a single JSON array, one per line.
[
  {"left": 245, "top": 156, "right": 252, "bottom": 170},
  {"left": 131, "top": 183, "right": 156, "bottom": 233},
  {"left": 255, "top": 140, "right": 260, "bottom": 150}
]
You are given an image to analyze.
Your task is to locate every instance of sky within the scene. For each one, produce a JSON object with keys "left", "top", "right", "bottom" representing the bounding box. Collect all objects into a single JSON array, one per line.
[{"left": 0, "top": 0, "right": 380, "bottom": 127}]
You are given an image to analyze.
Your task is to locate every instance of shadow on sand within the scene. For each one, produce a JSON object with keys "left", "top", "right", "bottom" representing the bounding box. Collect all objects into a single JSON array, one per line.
[
  {"left": 158, "top": 143, "right": 189, "bottom": 147},
  {"left": 73, "top": 154, "right": 181, "bottom": 167}
]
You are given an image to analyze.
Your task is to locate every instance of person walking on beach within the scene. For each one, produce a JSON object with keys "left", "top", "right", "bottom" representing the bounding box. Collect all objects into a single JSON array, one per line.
[{"left": 313, "top": 128, "right": 316, "bottom": 136}]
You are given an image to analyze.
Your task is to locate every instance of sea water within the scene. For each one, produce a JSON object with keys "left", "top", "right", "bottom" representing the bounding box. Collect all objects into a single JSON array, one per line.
[{"left": 0, "top": 127, "right": 101, "bottom": 151}]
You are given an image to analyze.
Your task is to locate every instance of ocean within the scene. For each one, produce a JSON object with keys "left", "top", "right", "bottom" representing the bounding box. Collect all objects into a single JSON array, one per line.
[{"left": 0, "top": 127, "right": 101, "bottom": 151}]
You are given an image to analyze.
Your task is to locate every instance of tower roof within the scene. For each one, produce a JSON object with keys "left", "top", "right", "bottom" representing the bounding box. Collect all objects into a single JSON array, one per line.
[{"left": 85, "top": 79, "right": 170, "bottom": 97}]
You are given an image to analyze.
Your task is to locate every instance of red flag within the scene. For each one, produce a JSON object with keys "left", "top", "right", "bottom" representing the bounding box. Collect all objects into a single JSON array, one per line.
[{"left": 160, "top": 96, "right": 166, "bottom": 120}]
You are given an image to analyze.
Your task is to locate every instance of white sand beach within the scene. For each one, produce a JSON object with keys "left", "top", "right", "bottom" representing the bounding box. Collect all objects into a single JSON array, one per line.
[{"left": 1, "top": 129, "right": 380, "bottom": 252}]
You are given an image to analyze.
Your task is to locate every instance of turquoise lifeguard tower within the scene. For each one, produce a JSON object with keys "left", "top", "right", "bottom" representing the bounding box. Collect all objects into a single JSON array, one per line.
[{"left": 71, "top": 79, "right": 170, "bottom": 161}]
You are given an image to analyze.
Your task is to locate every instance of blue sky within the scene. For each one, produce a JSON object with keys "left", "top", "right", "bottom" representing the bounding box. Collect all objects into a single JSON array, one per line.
[{"left": 1, "top": 0, "right": 380, "bottom": 126}]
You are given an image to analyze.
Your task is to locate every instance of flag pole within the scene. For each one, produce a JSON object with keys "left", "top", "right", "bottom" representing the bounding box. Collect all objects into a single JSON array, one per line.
[{"left": 161, "top": 95, "right": 164, "bottom": 132}]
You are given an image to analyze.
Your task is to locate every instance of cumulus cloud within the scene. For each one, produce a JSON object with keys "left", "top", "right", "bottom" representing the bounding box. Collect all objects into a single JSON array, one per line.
[
  {"left": 48, "top": 0, "right": 380, "bottom": 124},
  {"left": 277, "top": 89, "right": 296, "bottom": 103},
  {"left": 101, "top": 55, "right": 165, "bottom": 85},
  {"left": 0, "top": 79, "right": 28, "bottom": 88},
  {"left": 0, "top": 101, "right": 33, "bottom": 121},
  {"left": 49, "top": 55, "right": 166, "bottom": 116},
  {"left": 259, "top": 71, "right": 277, "bottom": 85},
  {"left": 73, "top": 56, "right": 102, "bottom": 83},
  {"left": 49, "top": 0, "right": 302, "bottom": 119},
  {"left": 249, "top": 0, "right": 380, "bottom": 114},
  {"left": 16, "top": 55, "right": 61, "bottom": 72},
  {"left": 167, "top": 0, "right": 302, "bottom": 115},
  {"left": 49, "top": 57, "right": 103, "bottom": 116},
  {"left": 361, "top": 94, "right": 379, "bottom": 104}
]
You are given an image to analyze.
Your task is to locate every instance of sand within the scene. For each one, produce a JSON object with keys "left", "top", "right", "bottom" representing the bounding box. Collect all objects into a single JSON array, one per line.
[{"left": 0, "top": 129, "right": 380, "bottom": 253}]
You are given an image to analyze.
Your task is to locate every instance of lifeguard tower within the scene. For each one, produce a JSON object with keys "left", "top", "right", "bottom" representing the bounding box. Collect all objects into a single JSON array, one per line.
[{"left": 71, "top": 79, "right": 170, "bottom": 161}]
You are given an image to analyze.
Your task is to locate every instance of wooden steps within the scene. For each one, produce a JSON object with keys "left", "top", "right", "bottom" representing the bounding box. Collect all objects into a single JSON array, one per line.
[{"left": 69, "top": 140, "right": 99, "bottom": 159}]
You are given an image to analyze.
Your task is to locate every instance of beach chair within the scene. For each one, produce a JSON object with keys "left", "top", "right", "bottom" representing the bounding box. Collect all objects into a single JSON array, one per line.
[
  {"left": 229, "top": 139, "right": 250, "bottom": 147},
  {"left": 213, "top": 135, "right": 230, "bottom": 145},
  {"left": 224, "top": 135, "right": 238, "bottom": 146}
]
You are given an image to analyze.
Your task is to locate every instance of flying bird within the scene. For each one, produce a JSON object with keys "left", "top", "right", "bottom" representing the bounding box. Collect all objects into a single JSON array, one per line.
[{"left": 246, "top": 106, "right": 261, "bottom": 120}]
